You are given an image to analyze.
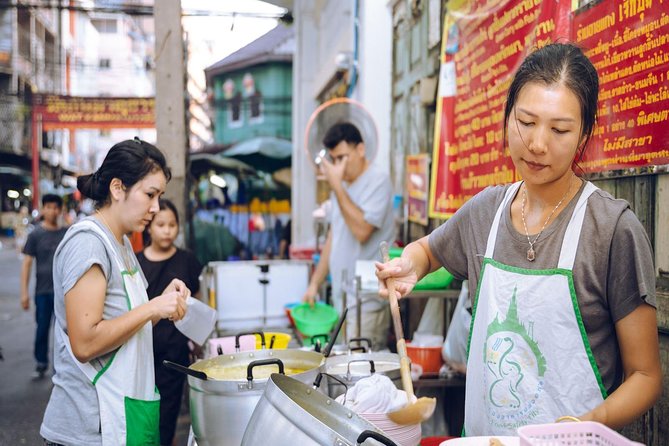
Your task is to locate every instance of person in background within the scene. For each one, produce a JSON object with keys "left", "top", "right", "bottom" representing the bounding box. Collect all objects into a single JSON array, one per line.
[
  {"left": 20, "top": 193, "right": 68, "bottom": 379},
  {"left": 137, "top": 198, "right": 203, "bottom": 446},
  {"left": 41, "top": 138, "right": 189, "bottom": 446},
  {"left": 303, "top": 122, "right": 396, "bottom": 349},
  {"left": 376, "top": 43, "right": 661, "bottom": 435}
]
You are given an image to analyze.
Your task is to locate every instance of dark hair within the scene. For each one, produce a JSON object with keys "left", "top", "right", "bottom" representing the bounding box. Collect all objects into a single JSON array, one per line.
[
  {"left": 322, "top": 122, "right": 363, "bottom": 150},
  {"left": 143, "top": 198, "right": 179, "bottom": 246},
  {"left": 503, "top": 43, "right": 599, "bottom": 162},
  {"left": 77, "top": 138, "right": 171, "bottom": 208},
  {"left": 158, "top": 198, "right": 179, "bottom": 226},
  {"left": 42, "top": 193, "right": 63, "bottom": 208}
]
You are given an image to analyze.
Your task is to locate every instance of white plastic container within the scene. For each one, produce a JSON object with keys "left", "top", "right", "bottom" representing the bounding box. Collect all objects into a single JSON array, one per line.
[{"left": 175, "top": 296, "right": 217, "bottom": 345}]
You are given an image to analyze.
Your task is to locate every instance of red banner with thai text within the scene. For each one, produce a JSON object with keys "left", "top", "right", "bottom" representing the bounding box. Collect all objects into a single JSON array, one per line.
[
  {"left": 429, "top": 0, "right": 572, "bottom": 219},
  {"left": 573, "top": 0, "right": 669, "bottom": 172}
]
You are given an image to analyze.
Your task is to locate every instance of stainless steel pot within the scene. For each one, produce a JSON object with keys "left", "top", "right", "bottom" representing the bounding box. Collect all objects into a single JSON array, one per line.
[
  {"left": 184, "top": 348, "right": 324, "bottom": 446},
  {"left": 321, "top": 352, "right": 401, "bottom": 398},
  {"left": 241, "top": 373, "right": 397, "bottom": 446}
]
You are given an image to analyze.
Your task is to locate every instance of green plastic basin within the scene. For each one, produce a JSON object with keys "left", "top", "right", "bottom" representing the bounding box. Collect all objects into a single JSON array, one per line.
[{"left": 290, "top": 302, "right": 339, "bottom": 338}]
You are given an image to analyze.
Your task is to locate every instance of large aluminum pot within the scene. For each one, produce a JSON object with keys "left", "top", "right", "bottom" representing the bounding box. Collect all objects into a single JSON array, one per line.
[
  {"left": 241, "top": 373, "right": 397, "bottom": 446},
  {"left": 321, "top": 352, "right": 401, "bottom": 398},
  {"left": 187, "top": 348, "right": 324, "bottom": 446}
]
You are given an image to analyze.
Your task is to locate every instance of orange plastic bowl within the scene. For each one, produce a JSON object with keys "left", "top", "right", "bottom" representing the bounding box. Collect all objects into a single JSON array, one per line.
[{"left": 406, "top": 343, "right": 444, "bottom": 374}]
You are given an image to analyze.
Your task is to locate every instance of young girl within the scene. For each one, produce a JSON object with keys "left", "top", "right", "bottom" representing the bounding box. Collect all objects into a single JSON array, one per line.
[
  {"left": 41, "top": 138, "right": 190, "bottom": 446},
  {"left": 137, "top": 199, "right": 203, "bottom": 446},
  {"left": 376, "top": 43, "right": 661, "bottom": 435}
]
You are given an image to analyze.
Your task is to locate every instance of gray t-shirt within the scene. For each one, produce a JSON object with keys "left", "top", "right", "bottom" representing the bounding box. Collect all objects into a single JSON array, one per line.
[
  {"left": 428, "top": 181, "right": 655, "bottom": 393},
  {"left": 329, "top": 165, "right": 396, "bottom": 311},
  {"left": 22, "top": 224, "right": 68, "bottom": 295},
  {"left": 41, "top": 217, "right": 147, "bottom": 446}
]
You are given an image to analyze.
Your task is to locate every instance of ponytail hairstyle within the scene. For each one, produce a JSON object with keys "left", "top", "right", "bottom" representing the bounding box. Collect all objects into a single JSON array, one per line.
[{"left": 77, "top": 138, "right": 171, "bottom": 208}]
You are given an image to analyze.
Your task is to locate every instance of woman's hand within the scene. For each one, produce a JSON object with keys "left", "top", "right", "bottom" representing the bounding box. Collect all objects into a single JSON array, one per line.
[
  {"left": 151, "top": 290, "right": 188, "bottom": 321},
  {"left": 162, "top": 278, "right": 191, "bottom": 299},
  {"left": 67, "top": 265, "right": 191, "bottom": 362},
  {"left": 375, "top": 257, "right": 419, "bottom": 299}
]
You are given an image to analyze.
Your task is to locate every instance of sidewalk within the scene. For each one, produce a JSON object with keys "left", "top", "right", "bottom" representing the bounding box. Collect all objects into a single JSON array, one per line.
[{"left": 0, "top": 236, "right": 51, "bottom": 444}]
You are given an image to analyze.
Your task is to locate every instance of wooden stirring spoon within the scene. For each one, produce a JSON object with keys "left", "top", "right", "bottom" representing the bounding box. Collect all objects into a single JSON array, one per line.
[{"left": 379, "top": 241, "right": 436, "bottom": 425}]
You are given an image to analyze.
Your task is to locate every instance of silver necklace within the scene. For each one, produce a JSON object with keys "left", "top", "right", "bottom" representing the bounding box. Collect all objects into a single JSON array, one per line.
[{"left": 520, "top": 178, "right": 572, "bottom": 261}]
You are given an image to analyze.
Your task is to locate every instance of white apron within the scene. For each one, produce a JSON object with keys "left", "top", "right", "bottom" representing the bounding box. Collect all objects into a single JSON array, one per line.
[
  {"left": 55, "top": 220, "right": 160, "bottom": 445},
  {"left": 464, "top": 181, "right": 606, "bottom": 436}
]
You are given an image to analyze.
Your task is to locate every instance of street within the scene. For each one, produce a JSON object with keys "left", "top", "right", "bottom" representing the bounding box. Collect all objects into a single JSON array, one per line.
[
  {"left": 0, "top": 236, "right": 191, "bottom": 445},
  {"left": 0, "top": 236, "right": 50, "bottom": 444}
]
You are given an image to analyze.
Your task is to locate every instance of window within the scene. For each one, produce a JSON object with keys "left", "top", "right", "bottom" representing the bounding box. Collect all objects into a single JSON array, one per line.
[
  {"left": 91, "top": 19, "right": 118, "bottom": 34},
  {"left": 99, "top": 58, "right": 111, "bottom": 69},
  {"left": 249, "top": 90, "right": 263, "bottom": 123},
  {"left": 228, "top": 92, "right": 242, "bottom": 127}
]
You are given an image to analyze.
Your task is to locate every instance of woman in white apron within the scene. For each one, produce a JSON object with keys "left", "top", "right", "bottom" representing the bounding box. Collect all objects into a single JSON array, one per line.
[
  {"left": 41, "top": 139, "right": 189, "bottom": 446},
  {"left": 376, "top": 43, "right": 661, "bottom": 435}
]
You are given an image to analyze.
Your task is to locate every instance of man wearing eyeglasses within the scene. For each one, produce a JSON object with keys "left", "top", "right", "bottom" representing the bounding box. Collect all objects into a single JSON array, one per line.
[{"left": 303, "top": 122, "right": 395, "bottom": 350}]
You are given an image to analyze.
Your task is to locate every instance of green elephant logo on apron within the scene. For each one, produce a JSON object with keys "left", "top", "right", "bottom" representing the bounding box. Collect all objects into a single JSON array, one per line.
[{"left": 484, "top": 286, "right": 546, "bottom": 428}]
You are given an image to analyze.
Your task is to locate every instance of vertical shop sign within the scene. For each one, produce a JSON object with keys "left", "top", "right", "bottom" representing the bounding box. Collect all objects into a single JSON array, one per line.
[
  {"left": 407, "top": 154, "right": 430, "bottom": 225},
  {"left": 429, "top": 0, "right": 571, "bottom": 218},
  {"left": 573, "top": 0, "right": 669, "bottom": 172}
]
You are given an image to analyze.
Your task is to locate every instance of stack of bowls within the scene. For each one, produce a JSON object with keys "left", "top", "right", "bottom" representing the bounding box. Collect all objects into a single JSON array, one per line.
[{"left": 359, "top": 412, "right": 422, "bottom": 446}]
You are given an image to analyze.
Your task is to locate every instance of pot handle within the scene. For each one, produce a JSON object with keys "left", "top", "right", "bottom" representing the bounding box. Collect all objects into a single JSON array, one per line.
[
  {"left": 346, "top": 359, "right": 375, "bottom": 381},
  {"left": 312, "top": 372, "right": 349, "bottom": 405},
  {"left": 348, "top": 337, "right": 372, "bottom": 353},
  {"left": 310, "top": 334, "right": 330, "bottom": 352},
  {"left": 247, "top": 358, "right": 285, "bottom": 383},
  {"left": 163, "top": 360, "right": 207, "bottom": 381},
  {"left": 235, "top": 331, "right": 266, "bottom": 350},
  {"left": 356, "top": 430, "right": 398, "bottom": 446}
]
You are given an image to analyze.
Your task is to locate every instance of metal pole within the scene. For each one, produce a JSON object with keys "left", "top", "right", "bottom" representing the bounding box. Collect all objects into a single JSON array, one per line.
[
  {"left": 341, "top": 268, "right": 348, "bottom": 345},
  {"left": 258, "top": 263, "right": 269, "bottom": 327},
  {"left": 154, "top": 0, "right": 188, "bottom": 244},
  {"left": 355, "top": 275, "right": 362, "bottom": 339},
  {"left": 31, "top": 112, "right": 40, "bottom": 209}
]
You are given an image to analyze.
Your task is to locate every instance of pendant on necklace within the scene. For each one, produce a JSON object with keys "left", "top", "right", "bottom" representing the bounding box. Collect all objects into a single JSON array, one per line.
[{"left": 527, "top": 247, "right": 536, "bottom": 262}]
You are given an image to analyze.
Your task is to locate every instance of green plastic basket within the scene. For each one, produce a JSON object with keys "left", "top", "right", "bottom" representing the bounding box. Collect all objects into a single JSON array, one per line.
[
  {"left": 389, "top": 247, "right": 454, "bottom": 290},
  {"left": 290, "top": 302, "right": 339, "bottom": 338}
]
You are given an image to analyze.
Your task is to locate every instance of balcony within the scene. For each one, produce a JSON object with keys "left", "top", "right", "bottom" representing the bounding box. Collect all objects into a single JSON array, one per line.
[{"left": 0, "top": 96, "right": 30, "bottom": 155}]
